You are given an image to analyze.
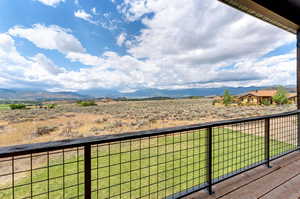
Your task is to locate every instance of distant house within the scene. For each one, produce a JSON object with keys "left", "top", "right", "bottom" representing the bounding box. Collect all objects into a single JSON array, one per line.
[
  {"left": 99, "top": 98, "right": 114, "bottom": 103},
  {"left": 239, "top": 90, "right": 276, "bottom": 105},
  {"left": 239, "top": 90, "right": 297, "bottom": 105},
  {"left": 288, "top": 93, "right": 297, "bottom": 103}
]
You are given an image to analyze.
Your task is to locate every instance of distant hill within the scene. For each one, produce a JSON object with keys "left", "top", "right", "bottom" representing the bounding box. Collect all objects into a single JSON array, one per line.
[
  {"left": 0, "top": 89, "right": 89, "bottom": 101},
  {"left": 0, "top": 85, "right": 295, "bottom": 101},
  {"left": 78, "top": 86, "right": 273, "bottom": 98}
]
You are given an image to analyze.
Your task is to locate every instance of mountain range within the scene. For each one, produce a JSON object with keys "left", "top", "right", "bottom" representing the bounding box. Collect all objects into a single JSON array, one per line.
[
  {"left": 77, "top": 86, "right": 271, "bottom": 98},
  {"left": 0, "top": 86, "right": 294, "bottom": 101},
  {"left": 0, "top": 88, "right": 88, "bottom": 101}
]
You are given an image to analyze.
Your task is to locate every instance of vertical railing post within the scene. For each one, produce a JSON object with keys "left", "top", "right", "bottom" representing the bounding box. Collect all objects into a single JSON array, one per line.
[
  {"left": 264, "top": 118, "right": 271, "bottom": 168},
  {"left": 297, "top": 29, "right": 300, "bottom": 150},
  {"left": 207, "top": 126, "right": 214, "bottom": 194},
  {"left": 84, "top": 144, "right": 92, "bottom": 199},
  {"left": 297, "top": 111, "right": 300, "bottom": 150}
]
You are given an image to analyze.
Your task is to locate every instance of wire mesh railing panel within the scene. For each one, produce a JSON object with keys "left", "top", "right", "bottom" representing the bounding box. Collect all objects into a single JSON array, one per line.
[
  {"left": 270, "top": 114, "right": 298, "bottom": 158},
  {"left": 90, "top": 129, "right": 208, "bottom": 199},
  {"left": 0, "top": 111, "right": 299, "bottom": 199},
  {"left": 0, "top": 147, "right": 85, "bottom": 199},
  {"left": 212, "top": 120, "right": 265, "bottom": 182}
]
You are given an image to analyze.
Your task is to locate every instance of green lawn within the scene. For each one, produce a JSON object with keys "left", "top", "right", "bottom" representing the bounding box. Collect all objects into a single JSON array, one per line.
[
  {"left": 0, "top": 129, "right": 295, "bottom": 199},
  {"left": 0, "top": 104, "right": 10, "bottom": 110}
]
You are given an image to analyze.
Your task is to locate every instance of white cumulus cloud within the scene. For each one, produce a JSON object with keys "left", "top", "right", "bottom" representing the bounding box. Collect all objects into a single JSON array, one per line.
[
  {"left": 116, "top": 33, "right": 126, "bottom": 46},
  {"left": 66, "top": 52, "right": 104, "bottom": 67},
  {"left": 74, "top": 9, "right": 93, "bottom": 22},
  {"left": 9, "top": 24, "right": 85, "bottom": 54},
  {"left": 0, "top": 33, "right": 65, "bottom": 88},
  {"left": 91, "top": 8, "right": 97, "bottom": 15},
  {"left": 35, "top": 0, "right": 65, "bottom": 7}
]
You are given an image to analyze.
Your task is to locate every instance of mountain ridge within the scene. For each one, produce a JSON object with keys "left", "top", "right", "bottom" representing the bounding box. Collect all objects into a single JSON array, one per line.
[
  {"left": 0, "top": 89, "right": 89, "bottom": 101},
  {"left": 0, "top": 85, "right": 295, "bottom": 101},
  {"left": 77, "top": 86, "right": 281, "bottom": 98}
]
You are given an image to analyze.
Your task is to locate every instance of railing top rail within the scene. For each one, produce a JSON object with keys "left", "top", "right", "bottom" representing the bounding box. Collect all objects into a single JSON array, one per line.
[{"left": 0, "top": 109, "right": 299, "bottom": 158}]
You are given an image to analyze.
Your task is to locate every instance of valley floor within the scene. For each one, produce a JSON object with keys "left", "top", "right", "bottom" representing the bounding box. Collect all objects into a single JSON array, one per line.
[{"left": 0, "top": 98, "right": 296, "bottom": 147}]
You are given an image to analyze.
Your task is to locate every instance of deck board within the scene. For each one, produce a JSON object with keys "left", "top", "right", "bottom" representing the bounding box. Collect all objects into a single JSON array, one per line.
[
  {"left": 260, "top": 174, "right": 300, "bottom": 199},
  {"left": 184, "top": 152, "right": 300, "bottom": 199}
]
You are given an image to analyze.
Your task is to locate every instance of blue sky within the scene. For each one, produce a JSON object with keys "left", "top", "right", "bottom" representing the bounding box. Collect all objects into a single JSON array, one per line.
[{"left": 0, "top": 0, "right": 297, "bottom": 92}]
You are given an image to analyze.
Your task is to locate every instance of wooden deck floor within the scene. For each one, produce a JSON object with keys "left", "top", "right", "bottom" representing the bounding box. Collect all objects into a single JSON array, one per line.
[{"left": 184, "top": 152, "right": 300, "bottom": 199}]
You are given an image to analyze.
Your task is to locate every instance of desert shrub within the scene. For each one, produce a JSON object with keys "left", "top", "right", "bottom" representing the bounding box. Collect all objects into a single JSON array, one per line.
[
  {"left": 60, "top": 127, "right": 79, "bottom": 137},
  {"left": 65, "top": 114, "right": 76, "bottom": 118},
  {"left": 33, "top": 126, "right": 57, "bottom": 137},
  {"left": 212, "top": 100, "right": 217, "bottom": 105},
  {"left": 77, "top": 100, "right": 97, "bottom": 106},
  {"left": 59, "top": 121, "right": 82, "bottom": 137},
  {"left": 212, "top": 99, "right": 222, "bottom": 105},
  {"left": 9, "top": 104, "right": 26, "bottom": 110},
  {"left": 261, "top": 99, "right": 271, "bottom": 106},
  {"left": 188, "top": 96, "right": 202, "bottom": 99},
  {"left": 223, "top": 90, "right": 233, "bottom": 106},
  {"left": 273, "top": 86, "right": 288, "bottom": 105},
  {"left": 94, "top": 119, "right": 103, "bottom": 124},
  {"left": 115, "top": 120, "right": 124, "bottom": 127},
  {"left": 47, "top": 104, "right": 57, "bottom": 109}
]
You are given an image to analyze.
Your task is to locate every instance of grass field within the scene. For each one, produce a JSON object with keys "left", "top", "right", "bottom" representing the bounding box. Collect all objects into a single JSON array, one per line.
[
  {"left": 0, "top": 104, "right": 10, "bottom": 110},
  {"left": 0, "top": 129, "right": 295, "bottom": 199}
]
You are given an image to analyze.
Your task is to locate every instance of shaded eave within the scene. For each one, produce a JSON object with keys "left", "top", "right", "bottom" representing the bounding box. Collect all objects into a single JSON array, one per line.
[
  {"left": 218, "top": 0, "right": 300, "bottom": 34},
  {"left": 239, "top": 93, "right": 272, "bottom": 98}
]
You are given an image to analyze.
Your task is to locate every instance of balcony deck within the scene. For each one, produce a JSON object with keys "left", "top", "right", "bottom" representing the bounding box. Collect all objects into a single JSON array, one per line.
[{"left": 186, "top": 151, "right": 300, "bottom": 199}]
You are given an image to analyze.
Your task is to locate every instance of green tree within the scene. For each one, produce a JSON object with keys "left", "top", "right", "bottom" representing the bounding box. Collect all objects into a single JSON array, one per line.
[
  {"left": 272, "top": 86, "right": 288, "bottom": 105},
  {"left": 223, "top": 89, "right": 233, "bottom": 106},
  {"left": 9, "top": 104, "right": 26, "bottom": 110},
  {"left": 77, "top": 100, "right": 97, "bottom": 106},
  {"left": 47, "top": 104, "right": 57, "bottom": 109},
  {"left": 261, "top": 99, "right": 271, "bottom": 106}
]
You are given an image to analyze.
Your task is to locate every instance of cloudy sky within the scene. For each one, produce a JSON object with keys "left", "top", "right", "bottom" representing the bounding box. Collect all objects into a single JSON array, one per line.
[{"left": 0, "top": 0, "right": 296, "bottom": 92}]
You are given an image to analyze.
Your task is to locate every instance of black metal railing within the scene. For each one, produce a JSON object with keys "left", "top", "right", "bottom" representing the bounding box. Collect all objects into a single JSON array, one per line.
[{"left": 0, "top": 110, "right": 299, "bottom": 199}]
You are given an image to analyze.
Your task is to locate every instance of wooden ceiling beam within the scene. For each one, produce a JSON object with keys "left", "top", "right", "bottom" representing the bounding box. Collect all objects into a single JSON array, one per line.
[{"left": 219, "top": 0, "right": 300, "bottom": 34}]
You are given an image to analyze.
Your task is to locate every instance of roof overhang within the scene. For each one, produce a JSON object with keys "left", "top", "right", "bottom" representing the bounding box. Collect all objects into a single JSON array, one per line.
[{"left": 218, "top": 0, "right": 300, "bottom": 34}]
